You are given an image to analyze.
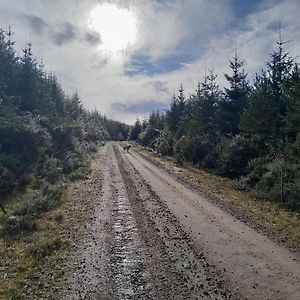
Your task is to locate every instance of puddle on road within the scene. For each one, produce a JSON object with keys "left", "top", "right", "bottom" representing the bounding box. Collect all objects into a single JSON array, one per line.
[{"left": 111, "top": 191, "right": 153, "bottom": 300}]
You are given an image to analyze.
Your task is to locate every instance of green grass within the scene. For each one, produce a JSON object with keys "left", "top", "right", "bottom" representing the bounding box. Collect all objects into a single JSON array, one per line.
[
  {"left": 0, "top": 185, "right": 80, "bottom": 299},
  {"left": 0, "top": 146, "right": 105, "bottom": 299}
]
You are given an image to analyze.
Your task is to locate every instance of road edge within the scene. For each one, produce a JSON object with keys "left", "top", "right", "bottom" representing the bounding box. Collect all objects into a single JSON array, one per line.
[{"left": 132, "top": 145, "right": 300, "bottom": 256}]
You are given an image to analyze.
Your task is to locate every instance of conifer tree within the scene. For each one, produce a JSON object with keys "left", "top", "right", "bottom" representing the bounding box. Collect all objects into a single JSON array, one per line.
[
  {"left": 166, "top": 85, "right": 185, "bottom": 134},
  {"left": 67, "top": 92, "right": 82, "bottom": 120},
  {"left": 220, "top": 51, "right": 250, "bottom": 135},
  {"left": 284, "top": 64, "right": 300, "bottom": 138},
  {"left": 241, "top": 38, "right": 294, "bottom": 138},
  {"left": 129, "top": 119, "right": 142, "bottom": 141},
  {"left": 0, "top": 28, "right": 17, "bottom": 99},
  {"left": 198, "top": 69, "right": 219, "bottom": 135},
  {"left": 18, "top": 42, "right": 38, "bottom": 111},
  {"left": 48, "top": 74, "right": 65, "bottom": 116}
]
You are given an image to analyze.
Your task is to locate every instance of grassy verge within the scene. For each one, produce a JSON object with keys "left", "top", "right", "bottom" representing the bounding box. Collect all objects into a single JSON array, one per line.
[
  {"left": 133, "top": 144, "right": 300, "bottom": 246},
  {"left": 0, "top": 163, "right": 93, "bottom": 299}
]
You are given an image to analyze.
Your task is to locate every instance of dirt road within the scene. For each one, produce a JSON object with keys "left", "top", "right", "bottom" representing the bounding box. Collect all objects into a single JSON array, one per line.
[{"left": 67, "top": 143, "right": 300, "bottom": 300}]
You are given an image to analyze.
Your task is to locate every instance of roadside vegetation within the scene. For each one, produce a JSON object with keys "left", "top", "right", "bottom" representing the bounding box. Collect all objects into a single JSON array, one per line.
[
  {"left": 130, "top": 37, "right": 300, "bottom": 213},
  {"left": 0, "top": 27, "right": 128, "bottom": 298}
]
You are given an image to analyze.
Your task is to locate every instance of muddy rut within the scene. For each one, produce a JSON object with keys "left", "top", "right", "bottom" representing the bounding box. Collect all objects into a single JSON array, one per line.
[{"left": 66, "top": 143, "right": 300, "bottom": 300}]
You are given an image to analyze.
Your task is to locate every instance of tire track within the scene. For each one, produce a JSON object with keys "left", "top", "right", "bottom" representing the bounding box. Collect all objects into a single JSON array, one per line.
[
  {"left": 109, "top": 146, "right": 154, "bottom": 300},
  {"left": 113, "top": 143, "right": 233, "bottom": 300}
]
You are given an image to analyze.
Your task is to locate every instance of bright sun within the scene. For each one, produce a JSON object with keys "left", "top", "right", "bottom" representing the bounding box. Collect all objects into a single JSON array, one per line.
[{"left": 89, "top": 3, "right": 137, "bottom": 53}]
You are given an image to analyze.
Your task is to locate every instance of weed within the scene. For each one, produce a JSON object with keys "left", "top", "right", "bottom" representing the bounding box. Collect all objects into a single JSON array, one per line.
[
  {"left": 25, "top": 237, "right": 68, "bottom": 261},
  {"left": 46, "top": 209, "right": 64, "bottom": 223}
]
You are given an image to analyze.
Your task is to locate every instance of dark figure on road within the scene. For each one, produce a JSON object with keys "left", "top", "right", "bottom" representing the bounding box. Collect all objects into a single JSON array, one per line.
[{"left": 122, "top": 144, "right": 131, "bottom": 153}]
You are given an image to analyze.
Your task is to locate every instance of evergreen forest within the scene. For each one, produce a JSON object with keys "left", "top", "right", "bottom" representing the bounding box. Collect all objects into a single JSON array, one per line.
[
  {"left": 130, "top": 38, "right": 300, "bottom": 210},
  {"left": 0, "top": 28, "right": 129, "bottom": 216}
]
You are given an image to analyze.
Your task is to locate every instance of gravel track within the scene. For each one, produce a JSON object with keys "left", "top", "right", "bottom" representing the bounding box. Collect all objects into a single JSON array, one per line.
[{"left": 67, "top": 143, "right": 300, "bottom": 300}]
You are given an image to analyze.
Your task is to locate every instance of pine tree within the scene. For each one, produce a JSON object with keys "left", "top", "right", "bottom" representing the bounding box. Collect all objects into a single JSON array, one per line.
[
  {"left": 18, "top": 42, "right": 38, "bottom": 111},
  {"left": 48, "top": 74, "right": 65, "bottom": 116},
  {"left": 284, "top": 64, "right": 300, "bottom": 137},
  {"left": 267, "top": 36, "right": 294, "bottom": 125},
  {"left": 0, "top": 28, "right": 18, "bottom": 99},
  {"left": 148, "top": 110, "right": 164, "bottom": 130},
  {"left": 66, "top": 92, "right": 82, "bottom": 120},
  {"left": 241, "top": 37, "right": 294, "bottom": 138},
  {"left": 220, "top": 51, "right": 250, "bottom": 135},
  {"left": 198, "top": 69, "right": 220, "bottom": 135},
  {"left": 129, "top": 119, "right": 142, "bottom": 141},
  {"left": 166, "top": 85, "right": 185, "bottom": 134},
  {"left": 240, "top": 74, "right": 277, "bottom": 136}
]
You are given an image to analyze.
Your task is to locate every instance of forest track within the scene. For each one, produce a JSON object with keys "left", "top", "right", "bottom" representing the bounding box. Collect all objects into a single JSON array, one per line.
[{"left": 67, "top": 142, "right": 300, "bottom": 300}]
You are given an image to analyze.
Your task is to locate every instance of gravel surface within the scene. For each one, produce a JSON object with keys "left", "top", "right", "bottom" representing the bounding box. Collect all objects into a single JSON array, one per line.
[{"left": 65, "top": 142, "right": 300, "bottom": 300}]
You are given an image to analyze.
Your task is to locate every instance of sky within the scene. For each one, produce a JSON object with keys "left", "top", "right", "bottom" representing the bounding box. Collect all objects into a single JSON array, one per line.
[{"left": 0, "top": 0, "right": 299, "bottom": 124}]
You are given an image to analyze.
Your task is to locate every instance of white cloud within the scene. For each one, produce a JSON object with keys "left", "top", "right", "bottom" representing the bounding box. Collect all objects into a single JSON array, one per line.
[
  {"left": 131, "top": 0, "right": 232, "bottom": 60},
  {"left": 138, "top": 0, "right": 300, "bottom": 101},
  {"left": 0, "top": 0, "right": 299, "bottom": 124}
]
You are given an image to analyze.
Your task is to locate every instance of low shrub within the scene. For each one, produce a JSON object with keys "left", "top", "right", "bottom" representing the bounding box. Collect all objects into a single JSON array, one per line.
[
  {"left": 174, "top": 134, "right": 214, "bottom": 166},
  {"left": 38, "top": 156, "right": 63, "bottom": 184},
  {"left": 237, "top": 155, "right": 300, "bottom": 210},
  {"left": 138, "top": 126, "right": 160, "bottom": 148},
  {"left": 25, "top": 237, "right": 68, "bottom": 260},
  {"left": 0, "top": 214, "right": 37, "bottom": 236},
  {"left": 156, "top": 129, "right": 174, "bottom": 156},
  {"left": 0, "top": 164, "right": 16, "bottom": 196},
  {"left": 216, "top": 135, "right": 263, "bottom": 178}
]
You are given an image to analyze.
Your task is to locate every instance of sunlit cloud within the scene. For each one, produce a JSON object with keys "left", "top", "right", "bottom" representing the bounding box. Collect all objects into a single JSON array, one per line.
[
  {"left": 88, "top": 3, "right": 137, "bottom": 53},
  {"left": 0, "top": 0, "right": 299, "bottom": 124}
]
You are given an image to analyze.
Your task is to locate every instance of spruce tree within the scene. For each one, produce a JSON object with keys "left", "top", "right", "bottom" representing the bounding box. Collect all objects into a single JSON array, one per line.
[
  {"left": 18, "top": 42, "right": 38, "bottom": 112},
  {"left": 220, "top": 51, "right": 250, "bottom": 135},
  {"left": 0, "top": 28, "right": 17, "bottom": 99},
  {"left": 166, "top": 85, "right": 185, "bottom": 134},
  {"left": 129, "top": 119, "right": 142, "bottom": 141},
  {"left": 198, "top": 69, "right": 220, "bottom": 135},
  {"left": 241, "top": 38, "right": 294, "bottom": 138},
  {"left": 284, "top": 64, "right": 300, "bottom": 138}
]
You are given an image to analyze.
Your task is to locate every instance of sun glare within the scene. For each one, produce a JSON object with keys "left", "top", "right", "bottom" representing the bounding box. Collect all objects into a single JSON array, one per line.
[{"left": 89, "top": 3, "right": 137, "bottom": 53}]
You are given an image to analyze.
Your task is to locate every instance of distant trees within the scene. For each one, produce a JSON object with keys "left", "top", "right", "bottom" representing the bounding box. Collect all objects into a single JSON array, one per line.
[
  {"left": 137, "top": 38, "right": 300, "bottom": 210},
  {"left": 128, "top": 119, "right": 142, "bottom": 141}
]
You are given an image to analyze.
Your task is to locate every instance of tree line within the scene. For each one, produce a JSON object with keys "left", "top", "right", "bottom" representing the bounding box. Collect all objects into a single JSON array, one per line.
[
  {"left": 129, "top": 38, "right": 300, "bottom": 210},
  {"left": 0, "top": 28, "right": 129, "bottom": 213}
]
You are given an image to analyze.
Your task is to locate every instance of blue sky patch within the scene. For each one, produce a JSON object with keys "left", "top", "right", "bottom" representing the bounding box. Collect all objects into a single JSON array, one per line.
[
  {"left": 125, "top": 40, "right": 205, "bottom": 77},
  {"left": 231, "top": 0, "right": 261, "bottom": 18},
  {"left": 111, "top": 100, "right": 168, "bottom": 114},
  {"left": 125, "top": 54, "right": 182, "bottom": 76}
]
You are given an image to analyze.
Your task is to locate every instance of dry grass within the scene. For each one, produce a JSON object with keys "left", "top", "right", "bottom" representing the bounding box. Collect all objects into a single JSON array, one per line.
[
  {"left": 0, "top": 196, "right": 69, "bottom": 299},
  {"left": 134, "top": 144, "right": 300, "bottom": 246},
  {"left": 0, "top": 163, "right": 95, "bottom": 299},
  {"left": 0, "top": 146, "right": 107, "bottom": 299}
]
